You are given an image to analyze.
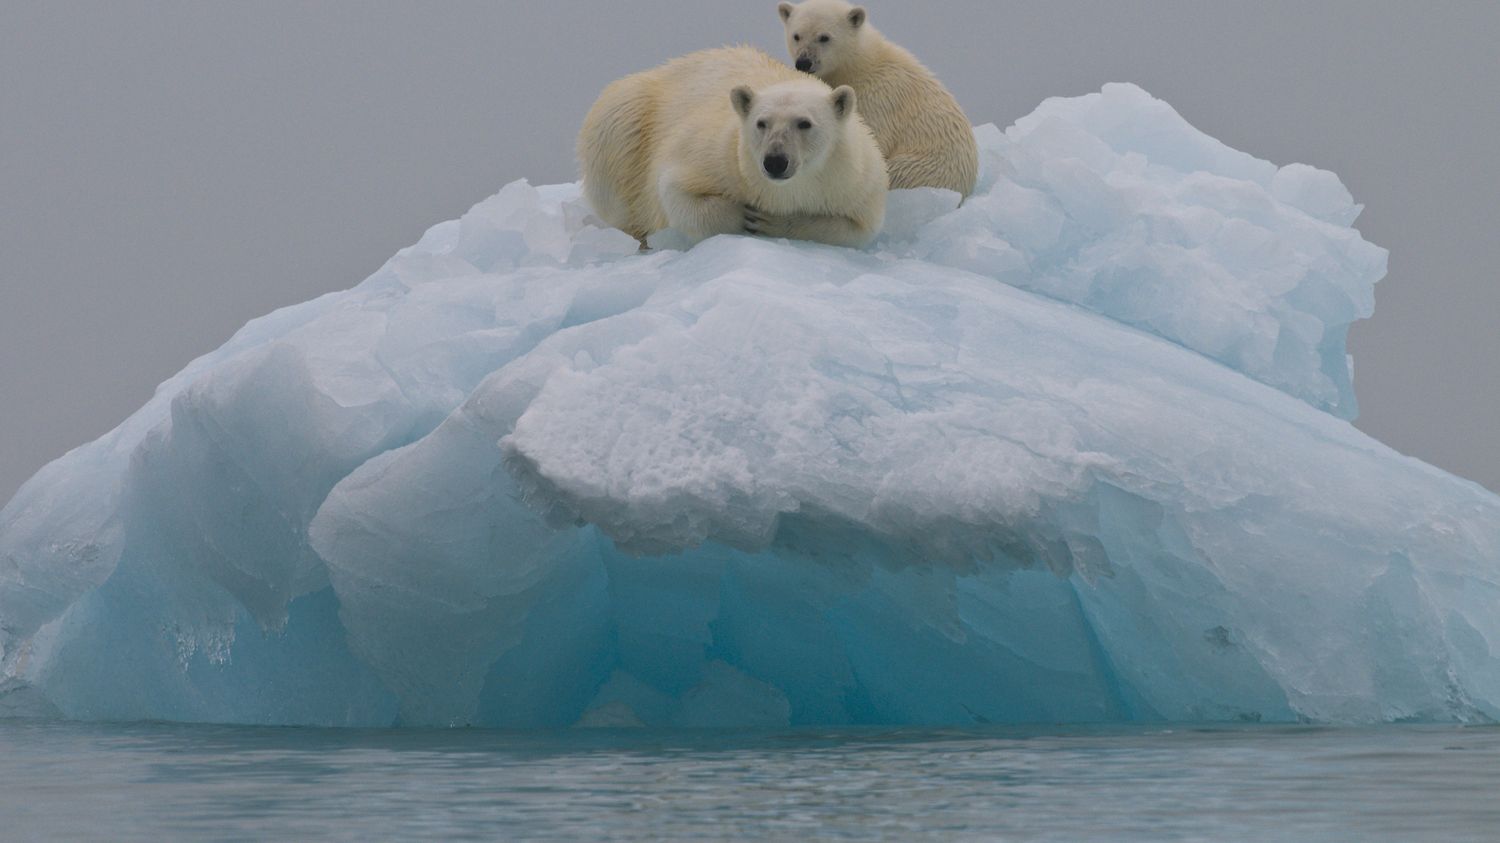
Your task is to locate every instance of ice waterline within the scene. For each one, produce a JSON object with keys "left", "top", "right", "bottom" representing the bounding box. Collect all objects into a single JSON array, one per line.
[{"left": 2, "top": 84, "right": 1496, "bottom": 728}]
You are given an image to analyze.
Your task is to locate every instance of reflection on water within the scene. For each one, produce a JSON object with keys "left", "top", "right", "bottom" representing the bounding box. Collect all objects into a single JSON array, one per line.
[{"left": 2, "top": 721, "right": 1497, "bottom": 841}]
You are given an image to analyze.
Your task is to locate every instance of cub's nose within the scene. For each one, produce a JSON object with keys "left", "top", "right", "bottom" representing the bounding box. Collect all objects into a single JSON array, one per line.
[
  {"left": 763, "top": 154, "right": 791, "bottom": 179},
  {"left": 795, "top": 57, "right": 813, "bottom": 73}
]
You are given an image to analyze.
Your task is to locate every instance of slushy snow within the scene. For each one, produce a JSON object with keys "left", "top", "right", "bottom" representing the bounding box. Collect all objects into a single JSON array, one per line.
[{"left": 3, "top": 84, "right": 1496, "bottom": 728}]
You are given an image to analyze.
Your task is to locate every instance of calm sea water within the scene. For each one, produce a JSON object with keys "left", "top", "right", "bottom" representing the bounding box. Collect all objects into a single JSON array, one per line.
[{"left": 1, "top": 721, "right": 1497, "bottom": 841}]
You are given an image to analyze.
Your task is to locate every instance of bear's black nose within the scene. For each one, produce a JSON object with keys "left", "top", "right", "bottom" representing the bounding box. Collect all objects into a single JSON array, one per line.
[
  {"left": 763, "top": 154, "right": 790, "bottom": 179},
  {"left": 795, "top": 58, "right": 813, "bottom": 73}
]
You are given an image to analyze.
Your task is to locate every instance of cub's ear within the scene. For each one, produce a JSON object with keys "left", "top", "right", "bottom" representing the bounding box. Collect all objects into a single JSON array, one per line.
[
  {"left": 731, "top": 86, "right": 756, "bottom": 119},
  {"left": 778, "top": 2, "right": 795, "bottom": 22},
  {"left": 848, "top": 6, "right": 866, "bottom": 28},
  {"left": 831, "top": 85, "right": 856, "bottom": 120}
]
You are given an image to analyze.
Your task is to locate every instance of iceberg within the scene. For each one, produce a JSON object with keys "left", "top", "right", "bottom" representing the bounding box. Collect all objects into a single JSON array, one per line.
[{"left": 3, "top": 83, "right": 1496, "bottom": 728}]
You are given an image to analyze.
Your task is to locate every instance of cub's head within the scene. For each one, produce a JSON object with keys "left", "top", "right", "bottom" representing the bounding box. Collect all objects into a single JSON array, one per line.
[
  {"left": 731, "top": 80, "right": 857, "bottom": 184},
  {"left": 777, "top": 0, "right": 870, "bottom": 78}
]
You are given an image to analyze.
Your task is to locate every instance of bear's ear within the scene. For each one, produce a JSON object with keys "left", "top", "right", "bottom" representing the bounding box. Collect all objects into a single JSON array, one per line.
[
  {"left": 848, "top": 6, "right": 866, "bottom": 28},
  {"left": 731, "top": 86, "right": 756, "bottom": 119},
  {"left": 831, "top": 85, "right": 856, "bottom": 120},
  {"left": 778, "top": 2, "right": 794, "bottom": 23}
]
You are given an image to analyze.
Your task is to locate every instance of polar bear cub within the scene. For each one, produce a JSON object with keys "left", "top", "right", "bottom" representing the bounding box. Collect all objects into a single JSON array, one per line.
[
  {"left": 778, "top": 0, "right": 979, "bottom": 197},
  {"left": 578, "top": 46, "right": 887, "bottom": 248}
]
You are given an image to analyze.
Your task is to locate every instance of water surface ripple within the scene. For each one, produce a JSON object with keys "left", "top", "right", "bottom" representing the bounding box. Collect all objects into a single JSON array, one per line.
[{"left": 2, "top": 722, "right": 1496, "bottom": 841}]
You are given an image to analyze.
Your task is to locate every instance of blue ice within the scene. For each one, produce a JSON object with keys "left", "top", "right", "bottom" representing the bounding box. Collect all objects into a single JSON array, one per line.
[{"left": 4, "top": 84, "right": 1496, "bottom": 728}]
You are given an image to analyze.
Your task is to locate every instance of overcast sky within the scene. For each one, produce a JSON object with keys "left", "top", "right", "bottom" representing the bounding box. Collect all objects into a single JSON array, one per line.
[{"left": 2, "top": 0, "right": 1497, "bottom": 503}]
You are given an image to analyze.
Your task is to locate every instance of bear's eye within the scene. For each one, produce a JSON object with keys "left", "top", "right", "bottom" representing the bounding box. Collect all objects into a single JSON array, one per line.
[
  {"left": 792, "top": 34, "right": 801, "bottom": 42},
  {"left": 818, "top": 34, "right": 831, "bottom": 43},
  {"left": 756, "top": 120, "right": 767, "bottom": 130},
  {"left": 797, "top": 120, "right": 813, "bottom": 130}
]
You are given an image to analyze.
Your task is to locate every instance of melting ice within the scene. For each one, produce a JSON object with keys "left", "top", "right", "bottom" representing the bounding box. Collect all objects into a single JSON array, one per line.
[{"left": 3, "top": 84, "right": 1496, "bottom": 728}]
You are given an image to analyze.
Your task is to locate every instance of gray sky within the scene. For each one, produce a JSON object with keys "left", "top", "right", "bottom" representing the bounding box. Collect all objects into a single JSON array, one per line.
[{"left": 2, "top": 0, "right": 1497, "bottom": 504}]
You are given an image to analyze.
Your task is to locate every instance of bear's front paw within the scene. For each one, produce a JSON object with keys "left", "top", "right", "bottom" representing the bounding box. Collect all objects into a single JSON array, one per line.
[
  {"left": 743, "top": 205, "right": 795, "bottom": 238},
  {"left": 742, "top": 204, "right": 770, "bottom": 235}
]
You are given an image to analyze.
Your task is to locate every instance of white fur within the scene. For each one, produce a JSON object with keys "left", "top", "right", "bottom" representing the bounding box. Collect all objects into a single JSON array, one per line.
[
  {"left": 578, "top": 46, "right": 887, "bottom": 248},
  {"left": 779, "top": 0, "right": 979, "bottom": 196}
]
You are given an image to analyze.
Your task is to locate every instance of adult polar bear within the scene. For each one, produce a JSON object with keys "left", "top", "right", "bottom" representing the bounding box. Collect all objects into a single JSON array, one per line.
[
  {"left": 779, "top": 0, "right": 979, "bottom": 197},
  {"left": 579, "top": 47, "right": 887, "bottom": 249}
]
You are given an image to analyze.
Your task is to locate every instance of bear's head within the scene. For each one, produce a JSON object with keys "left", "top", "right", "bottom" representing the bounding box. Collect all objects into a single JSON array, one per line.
[
  {"left": 777, "top": 0, "right": 870, "bottom": 78},
  {"left": 731, "top": 80, "right": 857, "bottom": 184}
]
